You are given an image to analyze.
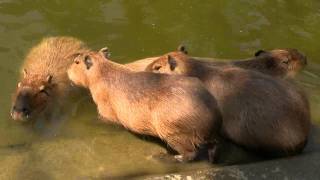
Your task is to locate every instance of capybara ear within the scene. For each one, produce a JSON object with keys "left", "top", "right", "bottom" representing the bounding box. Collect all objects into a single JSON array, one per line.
[
  {"left": 23, "top": 69, "right": 27, "bottom": 78},
  {"left": 152, "top": 63, "right": 162, "bottom": 71},
  {"left": 280, "top": 56, "right": 290, "bottom": 65},
  {"left": 254, "top": 50, "right": 266, "bottom": 57},
  {"left": 177, "top": 45, "right": 188, "bottom": 54},
  {"left": 168, "top": 55, "right": 177, "bottom": 71},
  {"left": 46, "top": 75, "right": 53, "bottom": 83},
  {"left": 84, "top": 55, "right": 93, "bottom": 70},
  {"left": 99, "top": 47, "right": 110, "bottom": 59}
]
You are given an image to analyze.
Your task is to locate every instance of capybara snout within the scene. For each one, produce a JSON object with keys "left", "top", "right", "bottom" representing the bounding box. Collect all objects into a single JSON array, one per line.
[
  {"left": 11, "top": 75, "right": 54, "bottom": 122},
  {"left": 67, "top": 54, "right": 96, "bottom": 88},
  {"left": 11, "top": 87, "right": 33, "bottom": 121}
]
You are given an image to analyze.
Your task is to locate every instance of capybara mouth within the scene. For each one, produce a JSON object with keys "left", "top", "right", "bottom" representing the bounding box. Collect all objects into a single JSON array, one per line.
[{"left": 10, "top": 109, "right": 31, "bottom": 122}]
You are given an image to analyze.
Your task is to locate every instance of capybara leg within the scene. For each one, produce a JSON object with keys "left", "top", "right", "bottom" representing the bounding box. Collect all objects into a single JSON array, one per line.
[{"left": 208, "top": 144, "right": 219, "bottom": 163}]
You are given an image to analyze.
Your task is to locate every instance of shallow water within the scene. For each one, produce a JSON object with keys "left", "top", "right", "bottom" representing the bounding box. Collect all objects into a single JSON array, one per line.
[{"left": 0, "top": 0, "right": 320, "bottom": 179}]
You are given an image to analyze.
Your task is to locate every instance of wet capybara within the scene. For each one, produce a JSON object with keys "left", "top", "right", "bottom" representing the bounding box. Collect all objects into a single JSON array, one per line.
[
  {"left": 145, "top": 48, "right": 311, "bottom": 157},
  {"left": 67, "top": 49, "right": 222, "bottom": 162},
  {"left": 127, "top": 46, "right": 307, "bottom": 78},
  {"left": 11, "top": 36, "right": 90, "bottom": 122}
]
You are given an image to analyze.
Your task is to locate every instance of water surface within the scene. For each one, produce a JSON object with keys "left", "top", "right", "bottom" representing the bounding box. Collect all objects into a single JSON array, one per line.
[{"left": 0, "top": 0, "right": 319, "bottom": 179}]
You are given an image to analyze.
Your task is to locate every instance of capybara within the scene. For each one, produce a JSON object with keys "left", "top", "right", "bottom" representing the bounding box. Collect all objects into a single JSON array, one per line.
[
  {"left": 67, "top": 49, "right": 222, "bottom": 162},
  {"left": 11, "top": 36, "right": 90, "bottom": 122},
  {"left": 145, "top": 48, "right": 311, "bottom": 157},
  {"left": 127, "top": 46, "right": 306, "bottom": 78},
  {"left": 232, "top": 48, "right": 307, "bottom": 78}
]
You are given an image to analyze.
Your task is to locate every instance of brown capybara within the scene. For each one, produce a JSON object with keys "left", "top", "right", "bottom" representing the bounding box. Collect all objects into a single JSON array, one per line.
[
  {"left": 127, "top": 46, "right": 307, "bottom": 78},
  {"left": 11, "top": 36, "right": 90, "bottom": 122},
  {"left": 232, "top": 48, "right": 307, "bottom": 78},
  {"left": 67, "top": 49, "right": 222, "bottom": 162},
  {"left": 145, "top": 48, "right": 311, "bottom": 157}
]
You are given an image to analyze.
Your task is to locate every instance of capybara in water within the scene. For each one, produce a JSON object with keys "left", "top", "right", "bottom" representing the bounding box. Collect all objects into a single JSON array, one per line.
[
  {"left": 232, "top": 48, "right": 307, "bottom": 78},
  {"left": 145, "top": 48, "right": 311, "bottom": 157},
  {"left": 67, "top": 49, "right": 222, "bottom": 162},
  {"left": 11, "top": 36, "right": 90, "bottom": 122},
  {"left": 127, "top": 46, "right": 306, "bottom": 78}
]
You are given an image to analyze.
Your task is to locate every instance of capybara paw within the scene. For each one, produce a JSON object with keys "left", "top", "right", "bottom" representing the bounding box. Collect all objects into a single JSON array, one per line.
[
  {"left": 174, "top": 155, "right": 185, "bottom": 162},
  {"left": 151, "top": 152, "right": 182, "bottom": 163},
  {"left": 174, "top": 152, "right": 196, "bottom": 162}
]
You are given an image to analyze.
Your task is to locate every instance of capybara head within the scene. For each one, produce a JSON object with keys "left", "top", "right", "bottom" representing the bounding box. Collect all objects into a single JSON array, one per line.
[
  {"left": 67, "top": 49, "right": 108, "bottom": 87},
  {"left": 145, "top": 45, "right": 189, "bottom": 74},
  {"left": 254, "top": 48, "right": 307, "bottom": 77},
  {"left": 11, "top": 71, "right": 56, "bottom": 122}
]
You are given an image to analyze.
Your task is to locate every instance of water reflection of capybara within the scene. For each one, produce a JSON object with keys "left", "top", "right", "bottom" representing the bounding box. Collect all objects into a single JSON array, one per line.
[
  {"left": 67, "top": 49, "right": 222, "bottom": 162},
  {"left": 145, "top": 48, "right": 311, "bottom": 158},
  {"left": 126, "top": 46, "right": 307, "bottom": 78},
  {"left": 11, "top": 36, "right": 90, "bottom": 123}
]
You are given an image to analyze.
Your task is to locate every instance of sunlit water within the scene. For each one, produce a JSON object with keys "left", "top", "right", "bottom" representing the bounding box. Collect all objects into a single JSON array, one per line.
[{"left": 0, "top": 0, "right": 320, "bottom": 179}]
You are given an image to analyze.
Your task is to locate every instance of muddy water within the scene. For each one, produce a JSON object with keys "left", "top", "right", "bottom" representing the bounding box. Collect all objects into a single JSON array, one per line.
[{"left": 0, "top": 0, "right": 320, "bottom": 179}]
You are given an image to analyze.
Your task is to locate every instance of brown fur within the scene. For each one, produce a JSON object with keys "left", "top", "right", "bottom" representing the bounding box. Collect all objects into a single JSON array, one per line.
[
  {"left": 67, "top": 51, "right": 222, "bottom": 162},
  {"left": 11, "top": 36, "right": 90, "bottom": 122},
  {"left": 145, "top": 50, "right": 311, "bottom": 157},
  {"left": 127, "top": 48, "right": 306, "bottom": 78},
  {"left": 233, "top": 48, "right": 307, "bottom": 78}
]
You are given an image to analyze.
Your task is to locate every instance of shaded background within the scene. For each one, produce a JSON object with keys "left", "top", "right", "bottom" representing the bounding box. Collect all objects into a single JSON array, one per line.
[{"left": 0, "top": 0, "right": 319, "bottom": 179}]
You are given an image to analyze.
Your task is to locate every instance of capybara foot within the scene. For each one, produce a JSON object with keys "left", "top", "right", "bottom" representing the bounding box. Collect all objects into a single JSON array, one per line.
[{"left": 151, "top": 152, "right": 180, "bottom": 163}]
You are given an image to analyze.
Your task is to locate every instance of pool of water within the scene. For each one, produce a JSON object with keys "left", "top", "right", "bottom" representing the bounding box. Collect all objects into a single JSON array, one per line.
[{"left": 0, "top": 0, "right": 320, "bottom": 179}]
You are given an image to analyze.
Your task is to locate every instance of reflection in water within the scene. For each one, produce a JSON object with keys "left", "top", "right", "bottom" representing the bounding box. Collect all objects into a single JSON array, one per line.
[{"left": 0, "top": 0, "right": 320, "bottom": 179}]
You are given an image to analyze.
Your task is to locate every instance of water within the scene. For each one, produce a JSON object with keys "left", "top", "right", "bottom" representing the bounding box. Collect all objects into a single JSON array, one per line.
[{"left": 0, "top": 0, "right": 320, "bottom": 179}]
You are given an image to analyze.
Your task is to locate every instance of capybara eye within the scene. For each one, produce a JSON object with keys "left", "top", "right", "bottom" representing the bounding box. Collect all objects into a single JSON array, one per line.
[
  {"left": 39, "top": 85, "right": 50, "bottom": 96},
  {"left": 84, "top": 55, "right": 93, "bottom": 70},
  {"left": 84, "top": 55, "right": 91, "bottom": 62},
  {"left": 282, "top": 58, "right": 289, "bottom": 64}
]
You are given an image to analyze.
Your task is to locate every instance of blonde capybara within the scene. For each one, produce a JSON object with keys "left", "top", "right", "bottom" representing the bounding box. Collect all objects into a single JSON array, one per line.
[
  {"left": 126, "top": 46, "right": 307, "bottom": 78},
  {"left": 145, "top": 48, "right": 311, "bottom": 157},
  {"left": 67, "top": 49, "right": 222, "bottom": 162},
  {"left": 11, "top": 36, "right": 90, "bottom": 122}
]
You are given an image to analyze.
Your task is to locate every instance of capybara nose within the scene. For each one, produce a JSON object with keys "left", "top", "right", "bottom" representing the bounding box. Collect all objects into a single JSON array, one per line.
[{"left": 21, "top": 108, "right": 30, "bottom": 116}]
